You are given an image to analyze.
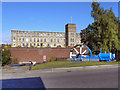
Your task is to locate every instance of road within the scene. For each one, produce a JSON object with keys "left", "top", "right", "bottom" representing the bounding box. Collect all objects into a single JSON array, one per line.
[
  {"left": 41, "top": 68, "right": 118, "bottom": 88},
  {"left": 2, "top": 66, "right": 118, "bottom": 88}
]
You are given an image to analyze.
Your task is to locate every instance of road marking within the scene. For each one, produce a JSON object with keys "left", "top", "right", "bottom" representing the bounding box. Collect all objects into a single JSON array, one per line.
[
  {"left": 54, "top": 68, "right": 70, "bottom": 70},
  {"left": 48, "top": 64, "right": 118, "bottom": 71},
  {"left": 100, "top": 65, "right": 113, "bottom": 66},
  {"left": 85, "top": 66, "right": 99, "bottom": 68},
  {"left": 70, "top": 67, "right": 83, "bottom": 69},
  {"left": 45, "top": 71, "right": 53, "bottom": 72}
]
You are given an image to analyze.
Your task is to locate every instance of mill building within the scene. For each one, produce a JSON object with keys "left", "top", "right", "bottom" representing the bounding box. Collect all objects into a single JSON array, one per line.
[{"left": 11, "top": 24, "right": 81, "bottom": 47}]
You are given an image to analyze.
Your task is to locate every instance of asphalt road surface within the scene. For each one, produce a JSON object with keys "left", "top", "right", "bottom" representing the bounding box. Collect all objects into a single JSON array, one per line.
[
  {"left": 2, "top": 66, "right": 118, "bottom": 88},
  {"left": 41, "top": 68, "right": 118, "bottom": 88}
]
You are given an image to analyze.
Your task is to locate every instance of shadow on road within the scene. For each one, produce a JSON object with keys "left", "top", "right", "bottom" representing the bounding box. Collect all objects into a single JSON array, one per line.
[{"left": 2, "top": 77, "right": 45, "bottom": 89}]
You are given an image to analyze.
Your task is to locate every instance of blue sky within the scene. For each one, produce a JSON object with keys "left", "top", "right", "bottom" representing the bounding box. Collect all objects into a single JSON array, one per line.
[{"left": 2, "top": 2, "right": 118, "bottom": 44}]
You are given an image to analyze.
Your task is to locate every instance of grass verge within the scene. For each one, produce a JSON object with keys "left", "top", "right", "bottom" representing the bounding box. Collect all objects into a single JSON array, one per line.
[
  {"left": 32, "top": 61, "right": 118, "bottom": 70},
  {"left": 32, "top": 61, "right": 74, "bottom": 70},
  {"left": 57, "top": 61, "right": 118, "bottom": 68}
]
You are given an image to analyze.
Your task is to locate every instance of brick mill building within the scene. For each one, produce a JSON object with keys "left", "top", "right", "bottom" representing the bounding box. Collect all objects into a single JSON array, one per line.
[{"left": 11, "top": 24, "right": 81, "bottom": 47}]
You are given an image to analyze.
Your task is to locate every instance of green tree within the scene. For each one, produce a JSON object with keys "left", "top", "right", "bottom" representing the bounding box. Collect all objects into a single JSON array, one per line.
[
  {"left": 2, "top": 49, "right": 12, "bottom": 66},
  {"left": 0, "top": 48, "right": 1, "bottom": 65},
  {"left": 118, "top": 21, "right": 120, "bottom": 50},
  {"left": 81, "top": 1, "right": 119, "bottom": 53},
  {"left": 92, "top": 2, "right": 119, "bottom": 52}
]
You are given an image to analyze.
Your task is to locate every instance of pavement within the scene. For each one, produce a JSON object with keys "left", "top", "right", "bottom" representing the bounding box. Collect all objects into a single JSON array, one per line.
[
  {"left": 1, "top": 64, "right": 119, "bottom": 79},
  {"left": 1, "top": 64, "right": 119, "bottom": 88}
]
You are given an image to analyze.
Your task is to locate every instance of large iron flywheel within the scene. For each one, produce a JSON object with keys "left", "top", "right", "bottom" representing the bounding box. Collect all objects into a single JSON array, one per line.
[{"left": 70, "top": 44, "right": 92, "bottom": 58}]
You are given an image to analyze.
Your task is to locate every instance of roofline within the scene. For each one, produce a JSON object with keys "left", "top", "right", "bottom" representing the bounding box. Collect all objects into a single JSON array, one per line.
[{"left": 11, "top": 30, "right": 65, "bottom": 33}]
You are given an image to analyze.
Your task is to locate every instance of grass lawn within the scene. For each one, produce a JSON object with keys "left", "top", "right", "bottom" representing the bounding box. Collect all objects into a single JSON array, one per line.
[
  {"left": 32, "top": 61, "right": 118, "bottom": 70},
  {"left": 32, "top": 61, "right": 74, "bottom": 70},
  {"left": 57, "top": 61, "right": 118, "bottom": 68}
]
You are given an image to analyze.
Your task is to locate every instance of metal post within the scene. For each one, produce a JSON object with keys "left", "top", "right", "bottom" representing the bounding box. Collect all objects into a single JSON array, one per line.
[{"left": 29, "top": 61, "right": 33, "bottom": 70}]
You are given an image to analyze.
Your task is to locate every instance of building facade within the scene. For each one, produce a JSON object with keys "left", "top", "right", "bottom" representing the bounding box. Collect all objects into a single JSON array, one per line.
[{"left": 11, "top": 24, "right": 81, "bottom": 47}]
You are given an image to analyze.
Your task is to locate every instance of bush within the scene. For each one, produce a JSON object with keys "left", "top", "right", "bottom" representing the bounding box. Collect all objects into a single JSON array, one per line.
[
  {"left": 11, "top": 58, "right": 19, "bottom": 64},
  {"left": 0, "top": 48, "right": 1, "bottom": 65},
  {"left": 2, "top": 49, "right": 12, "bottom": 66},
  {"left": 49, "top": 56, "right": 57, "bottom": 62},
  {"left": 57, "top": 45, "right": 61, "bottom": 48}
]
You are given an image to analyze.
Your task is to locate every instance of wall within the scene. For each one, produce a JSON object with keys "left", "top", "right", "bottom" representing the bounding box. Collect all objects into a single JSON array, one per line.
[{"left": 7, "top": 48, "right": 71, "bottom": 63}]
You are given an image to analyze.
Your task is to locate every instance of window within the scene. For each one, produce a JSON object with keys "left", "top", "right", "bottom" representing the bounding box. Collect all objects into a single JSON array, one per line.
[
  {"left": 40, "top": 33, "right": 43, "bottom": 37},
  {"left": 26, "top": 33, "right": 28, "bottom": 37},
  {"left": 37, "top": 33, "right": 39, "bottom": 36},
  {"left": 51, "top": 33, "right": 53, "bottom": 37},
  {"left": 13, "top": 43, "right": 15, "bottom": 46},
  {"left": 23, "top": 33, "right": 25, "bottom": 37},
  {"left": 57, "top": 34, "right": 59, "bottom": 37},
  {"left": 70, "top": 28, "right": 74, "bottom": 31},
  {"left": 44, "top": 39, "right": 46, "bottom": 42},
  {"left": 47, "top": 44, "right": 50, "bottom": 47},
  {"left": 64, "top": 39, "right": 65, "bottom": 42},
  {"left": 40, "top": 43, "right": 43, "bottom": 47},
  {"left": 77, "top": 34, "right": 80, "bottom": 38},
  {"left": 18, "top": 44, "right": 20, "bottom": 47},
  {"left": 44, "top": 44, "right": 46, "bottom": 46},
  {"left": 76, "top": 35, "right": 78, "bottom": 37},
  {"left": 13, "top": 37, "right": 15, "bottom": 40},
  {"left": 51, "top": 44, "right": 53, "bottom": 47},
  {"left": 47, "top": 39, "right": 49, "bottom": 42},
  {"left": 44, "top": 33, "right": 46, "bottom": 36},
  {"left": 28, "top": 33, "right": 30, "bottom": 37},
  {"left": 23, "top": 38, "right": 24, "bottom": 41},
  {"left": 47, "top": 33, "right": 49, "bottom": 36},
  {"left": 30, "top": 38, "right": 32, "bottom": 42},
  {"left": 57, "top": 39, "right": 59, "bottom": 43},
  {"left": 70, "top": 38, "right": 74, "bottom": 42},
  {"left": 70, "top": 44, "right": 74, "bottom": 46},
  {"left": 34, "top": 38, "right": 36, "bottom": 42},
  {"left": 34, "top": 43, "right": 36, "bottom": 46},
  {"left": 37, "top": 38, "right": 39, "bottom": 42},
  {"left": 30, "top": 43, "right": 32, "bottom": 47},
  {"left": 26, "top": 38, "right": 29, "bottom": 42},
  {"left": 54, "top": 33, "right": 56, "bottom": 37},
  {"left": 51, "top": 39, "right": 52, "bottom": 42},
  {"left": 70, "top": 33, "right": 74, "bottom": 37},
  {"left": 34, "top": 33, "right": 36, "bottom": 36},
  {"left": 19, "top": 38, "right": 21, "bottom": 41},
  {"left": 13, "top": 32, "right": 16, "bottom": 36},
  {"left": 41, "top": 39, "right": 42, "bottom": 42},
  {"left": 37, "top": 44, "right": 39, "bottom": 46},
  {"left": 54, "top": 39, "right": 56, "bottom": 42},
  {"left": 79, "top": 40, "right": 81, "bottom": 43},
  {"left": 30, "top": 33, "right": 32, "bottom": 37},
  {"left": 54, "top": 44, "right": 56, "bottom": 46},
  {"left": 19, "top": 33, "right": 21, "bottom": 37},
  {"left": 23, "top": 43, "right": 24, "bottom": 46},
  {"left": 61, "top": 39, "right": 62, "bottom": 43},
  {"left": 76, "top": 40, "right": 78, "bottom": 43}
]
